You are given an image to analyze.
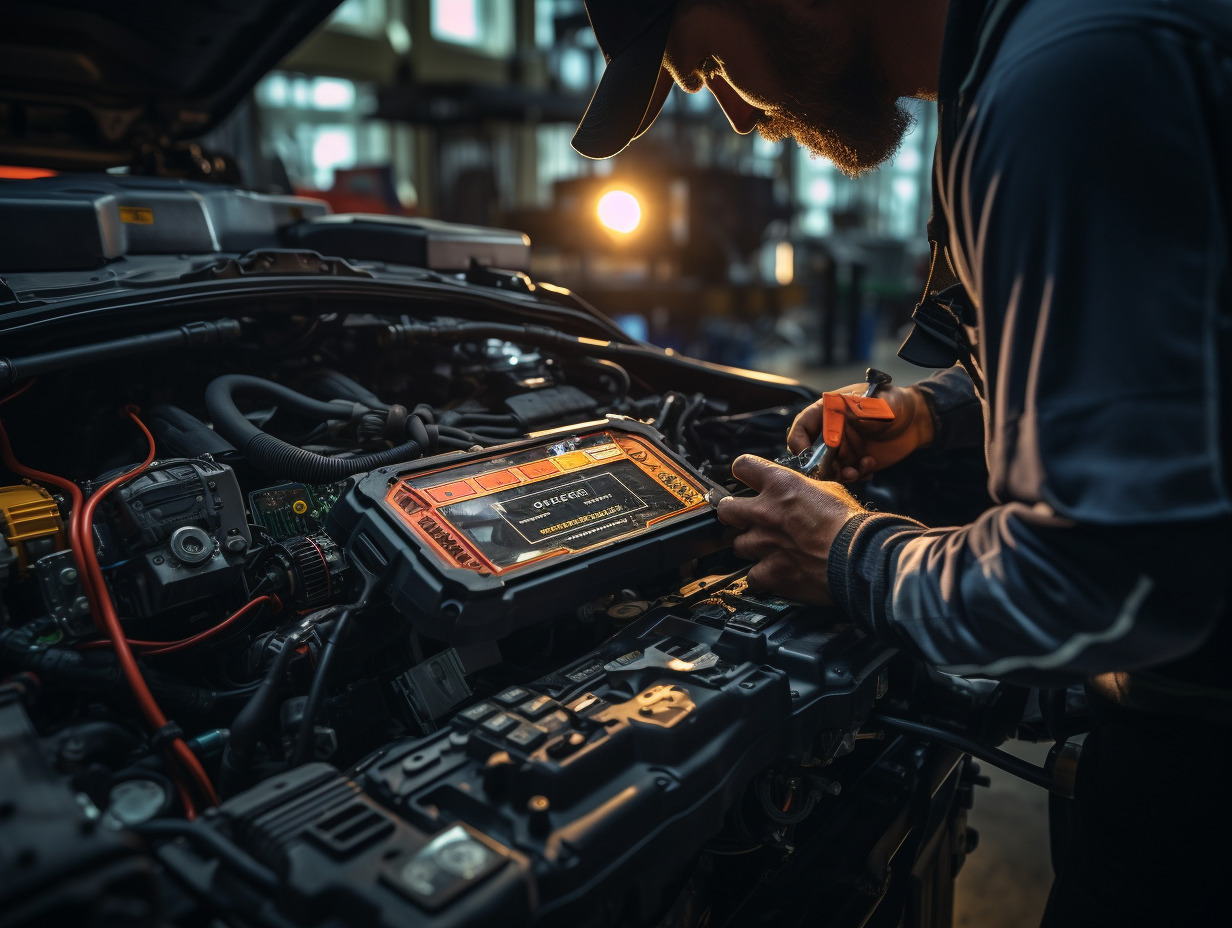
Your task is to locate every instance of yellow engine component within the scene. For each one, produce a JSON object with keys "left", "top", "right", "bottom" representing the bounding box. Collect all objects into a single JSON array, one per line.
[{"left": 0, "top": 483, "right": 67, "bottom": 575}]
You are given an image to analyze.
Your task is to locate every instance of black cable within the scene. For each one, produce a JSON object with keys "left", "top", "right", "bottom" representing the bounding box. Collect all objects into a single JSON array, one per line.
[
  {"left": 131, "top": 819, "right": 278, "bottom": 891},
  {"left": 674, "top": 392, "right": 707, "bottom": 448},
  {"left": 0, "top": 320, "right": 241, "bottom": 389},
  {"left": 436, "top": 426, "right": 500, "bottom": 447},
  {"left": 870, "top": 713, "right": 1053, "bottom": 790},
  {"left": 217, "top": 624, "right": 313, "bottom": 796},
  {"left": 453, "top": 413, "right": 517, "bottom": 426},
  {"left": 437, "top": 436, "right": 483, "bottom": 450},
  {"left": 580, "top": 357, "right": 631, "bottom": 399},
  {"left": 289, "top": 611, "right": 353, "bottom": 767},
  {"left": 291, "top": 576, "right": 377, "bottom": 767}
]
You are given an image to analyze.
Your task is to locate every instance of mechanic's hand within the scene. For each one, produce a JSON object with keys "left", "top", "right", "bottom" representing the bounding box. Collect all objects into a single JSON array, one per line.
[
  {"left": 787, "top": 383, "right": 934, "bottom": 483},
  {"left": 716, "top": 455, "right": 867, "bottom": 606}
]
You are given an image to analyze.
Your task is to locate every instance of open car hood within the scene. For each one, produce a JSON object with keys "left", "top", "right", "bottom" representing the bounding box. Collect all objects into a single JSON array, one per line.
[{"left": 0, "top": 0, "right": 343, "bottom": 171}]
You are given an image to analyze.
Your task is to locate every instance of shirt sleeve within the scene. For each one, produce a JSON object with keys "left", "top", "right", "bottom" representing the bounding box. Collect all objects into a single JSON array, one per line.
[
  {"left": 829, "top": 507, "right": 1231, "bottom": 687},
  {"left": 830, "top": 18, "right": 1232, "bottom": 684},
  {"left": 915, "top": 365, "right": 984, "bottom": 452}
]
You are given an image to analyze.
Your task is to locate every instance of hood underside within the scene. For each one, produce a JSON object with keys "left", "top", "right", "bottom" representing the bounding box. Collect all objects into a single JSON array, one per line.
[{"left": 0, "top": 0, "right": 343, "bottom": 171}]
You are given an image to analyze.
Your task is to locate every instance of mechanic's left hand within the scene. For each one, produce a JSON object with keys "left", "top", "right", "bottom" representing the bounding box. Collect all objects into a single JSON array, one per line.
[{"left": 716, "top": 455, "right": 867, "bottom": 606}]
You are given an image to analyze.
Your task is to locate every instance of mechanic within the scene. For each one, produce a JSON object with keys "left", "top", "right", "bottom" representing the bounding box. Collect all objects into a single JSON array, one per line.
[{"left": 572, "top": 0, "right": 1232, "bottom": 923}]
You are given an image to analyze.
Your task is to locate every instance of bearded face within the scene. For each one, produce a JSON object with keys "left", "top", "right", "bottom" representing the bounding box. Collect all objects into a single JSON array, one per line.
[
  {"left": 749, "top": 1, "right": 915, "bottom": 175},
  {"left": 662, "top": 0, "right": 917, "bottom": 174}
]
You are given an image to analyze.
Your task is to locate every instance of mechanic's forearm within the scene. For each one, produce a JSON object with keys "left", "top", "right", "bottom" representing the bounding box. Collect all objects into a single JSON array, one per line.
[{"left": 828, "top": 505, "right": 1230, "bottom": 685}]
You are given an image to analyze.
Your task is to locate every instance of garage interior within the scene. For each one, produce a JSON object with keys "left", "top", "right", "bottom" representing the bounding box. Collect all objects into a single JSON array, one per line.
[{"left": 0, "top": 0, "right": 1061, "bottom": 923}]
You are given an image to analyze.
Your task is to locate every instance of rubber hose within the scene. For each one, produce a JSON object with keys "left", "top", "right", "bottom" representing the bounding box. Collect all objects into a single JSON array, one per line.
[
  {"left": 308, "top": 370, "right": 387, "bottom": 410},
  {"left": 205, "top": 374, "right": 362, "bottom": 445},
  {"left": 132, "top": 820, "right": 278, "bottom": 891},
  {"left": 243, "top": 432, "right": 421, "bottom": 482},
  {"left": 870, "top": 714, "right": 1053, "bottom": 790},
  {"left": 406, "top": 415, "right": 435, "bottom": 452},
  {"left": 206, "top": 375, "right": 423, "bottom": 480},
  {"left": 582, "top": 357, "right": 631, "bottom": 399}
]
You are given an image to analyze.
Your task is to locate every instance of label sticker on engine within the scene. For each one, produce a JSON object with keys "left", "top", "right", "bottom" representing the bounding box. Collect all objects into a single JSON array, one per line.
[
  {"left": 119, "top": 206, "right": 154, "bottom": 224},
  {"left": 494, "top": 472, "right": 648, "bottom": 546}
]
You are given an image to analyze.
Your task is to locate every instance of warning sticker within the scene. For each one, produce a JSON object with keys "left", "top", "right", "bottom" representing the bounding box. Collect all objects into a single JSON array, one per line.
[
  {"left": 495, "top": 472, "right": 648, "bottom": 546},
  {"left": 119, "top": 206, "right": 154, "bottom": 225}
]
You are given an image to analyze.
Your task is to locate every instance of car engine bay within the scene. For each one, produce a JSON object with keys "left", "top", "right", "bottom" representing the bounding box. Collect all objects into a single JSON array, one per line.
[{"left": 0, "top": 193, "right": 1013, "bottom": 928}]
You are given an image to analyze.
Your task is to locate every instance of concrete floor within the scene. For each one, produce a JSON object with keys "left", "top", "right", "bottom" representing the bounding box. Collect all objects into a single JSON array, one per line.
[
  {"left": 751, "top": 326, "right": 1057, "bottom": 928},
  {"left": 954, "top": 740, "right": 1054, "bottom": 928}
]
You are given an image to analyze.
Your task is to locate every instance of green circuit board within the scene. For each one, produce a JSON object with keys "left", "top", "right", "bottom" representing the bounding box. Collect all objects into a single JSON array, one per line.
[{"left": 248, "top": 481, "right": 347, "bottom": 540}]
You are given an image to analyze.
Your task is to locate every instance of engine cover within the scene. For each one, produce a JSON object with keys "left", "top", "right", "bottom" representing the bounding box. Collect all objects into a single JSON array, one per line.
[{"left": 175, "top": 579, "right": 897, "bottom": 928}]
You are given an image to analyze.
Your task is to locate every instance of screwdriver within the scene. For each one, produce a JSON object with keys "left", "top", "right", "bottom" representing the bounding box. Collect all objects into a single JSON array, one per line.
[{"left": 793, "top": 367, "right": 894, "bottom": 480}]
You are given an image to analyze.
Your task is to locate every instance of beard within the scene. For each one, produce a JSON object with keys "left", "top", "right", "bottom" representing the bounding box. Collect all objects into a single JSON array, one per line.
[{"left": 751, "top": 4, "right": 915, "bottom": 176}]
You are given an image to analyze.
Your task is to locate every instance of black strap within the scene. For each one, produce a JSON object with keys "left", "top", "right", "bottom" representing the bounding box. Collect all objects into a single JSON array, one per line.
[
  {"left": 899, "top": 0, "right": 1030, "bottom": 381},
  {"left": 151, "top": 720, "right": 185, "bottom": 754}
]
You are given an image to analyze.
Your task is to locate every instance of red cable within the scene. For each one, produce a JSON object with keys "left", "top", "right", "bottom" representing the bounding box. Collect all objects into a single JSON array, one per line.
[
  {"left": 3, "top": 394, "right": 218, "bottom": 813},
  {"left": 75, "top": 407, "right": 220, "bottom": 812},
  {"left": 78, "top": 594, "right": 279, "bottom": 655},
  {"left": 0, "top": 380, "right": 34, "bottom": 407}
]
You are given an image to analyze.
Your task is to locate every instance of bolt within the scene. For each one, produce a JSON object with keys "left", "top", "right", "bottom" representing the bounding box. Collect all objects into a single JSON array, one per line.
[
  {"left": 790, "top": 689, "right": 800, "bottom": 699},
  {"left": 739, "top": 681, "right": 755, "bottom": 690},
  {"left": 72, "top": 596, "right": 90, "bottom": 615},
  {"left": 527, "top": 794, "right": 552, "bottom": 835},
  {"left": 59, "top": 567, "right": 78, "bottom": 585},
  {"left": 153, "top": 556, "right": 164, "bottom": 565}
]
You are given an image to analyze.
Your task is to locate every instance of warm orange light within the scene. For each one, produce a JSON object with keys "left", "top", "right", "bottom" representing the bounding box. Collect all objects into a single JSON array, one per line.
[
  {"left": 774, "top": 241, "right": 794, "bottom": 285},
  {"left": 597, "top": 190, "right": 641, "bottom": 234},
  {"left": 0, "top": 166, "right": 56, "bottom": 179}
]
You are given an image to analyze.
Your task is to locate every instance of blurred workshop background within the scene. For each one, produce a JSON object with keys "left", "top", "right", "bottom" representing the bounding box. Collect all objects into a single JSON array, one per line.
[
  {"left": 202, "top": 0, "right": 937, "bottom": 390},
  {"left": 201, "top": 4, "right": 1047, "bottom": 921}
]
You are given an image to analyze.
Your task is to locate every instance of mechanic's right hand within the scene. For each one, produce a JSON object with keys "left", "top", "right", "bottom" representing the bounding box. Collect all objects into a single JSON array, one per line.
[{"left": 787, "top": 383, "right": 935, "bottom": 483}]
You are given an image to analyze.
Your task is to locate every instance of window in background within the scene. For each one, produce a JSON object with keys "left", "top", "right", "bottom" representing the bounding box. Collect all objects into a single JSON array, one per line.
[
  {"left": 431, "top": 0, "right": 515, "bottom": 57},
  {"left": 535, "top": 0, "right": 586, "bottom": 49},
  {"left": 535, "top": 125, "right": 585, "bottom": 206},
  {"left": 793, "top": 100, "right": 934, "bottom": 241},
  {"left": 558, "top": 47, "right": 591, "bottom": 91},
  {"left": 256, "top": 73, "right": 396, "bottom": 193}
]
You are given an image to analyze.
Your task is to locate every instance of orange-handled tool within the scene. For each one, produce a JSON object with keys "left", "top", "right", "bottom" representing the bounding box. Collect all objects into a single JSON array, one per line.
[{"left": 794, "top": 367, "right": 895, "bottom": 479}]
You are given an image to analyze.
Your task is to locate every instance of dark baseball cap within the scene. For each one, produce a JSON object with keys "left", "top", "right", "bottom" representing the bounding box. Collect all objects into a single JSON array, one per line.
[{"left": 571, "top": 0, "right": 680, "bottom": 159}]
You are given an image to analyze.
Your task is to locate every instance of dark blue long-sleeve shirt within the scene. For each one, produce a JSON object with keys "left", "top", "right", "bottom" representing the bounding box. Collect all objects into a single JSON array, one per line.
[{"left": 829, "top": 0, "right": 1232, "bottom": 706}]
